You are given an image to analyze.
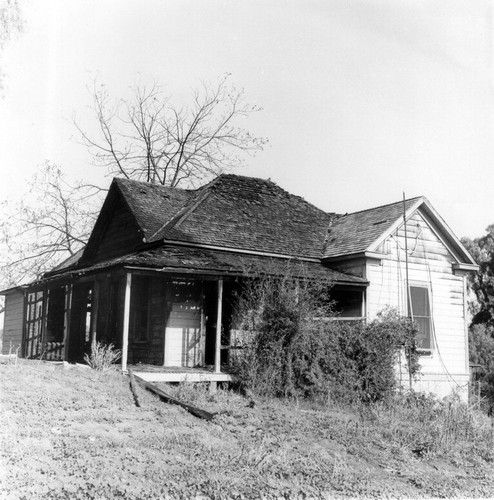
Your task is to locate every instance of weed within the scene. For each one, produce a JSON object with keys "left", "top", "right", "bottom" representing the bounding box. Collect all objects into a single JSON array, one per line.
[{"left": 83, "top": 342, "right": 121, "bottom": 371}]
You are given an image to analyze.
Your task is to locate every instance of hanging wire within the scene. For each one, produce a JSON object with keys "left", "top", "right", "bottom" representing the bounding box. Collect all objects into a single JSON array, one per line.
[{"left": 424, "top": 248, "right": 469, "bottom": 392}]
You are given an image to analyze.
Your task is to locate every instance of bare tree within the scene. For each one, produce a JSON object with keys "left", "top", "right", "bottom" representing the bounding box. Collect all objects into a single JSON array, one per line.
[
  {"left": 0, "top": 163, "right": 103, "bottom": 288},
  {"left": 75, "top": 75, "right": 267, "bottom": 187}
]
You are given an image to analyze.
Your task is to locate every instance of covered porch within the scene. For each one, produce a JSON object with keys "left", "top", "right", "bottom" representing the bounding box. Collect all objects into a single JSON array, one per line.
[{"left": 21, "top": 245, "right": 368, "bottom": 377}]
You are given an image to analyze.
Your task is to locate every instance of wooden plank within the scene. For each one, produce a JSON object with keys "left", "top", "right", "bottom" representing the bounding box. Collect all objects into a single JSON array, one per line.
[
  {"left": 128, "top": 369, "right": 141, "bottom": 407},
  {"left": 133, "top": 374, "right": 215, "bottom": 421},
  {"left": 133, "top": 371, "right": 233, "bottom": 383}
]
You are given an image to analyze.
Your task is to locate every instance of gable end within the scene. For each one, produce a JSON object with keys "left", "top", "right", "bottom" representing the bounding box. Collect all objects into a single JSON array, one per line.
[{"left": 80, "top": 185, "right": 144, "bottom": 266}]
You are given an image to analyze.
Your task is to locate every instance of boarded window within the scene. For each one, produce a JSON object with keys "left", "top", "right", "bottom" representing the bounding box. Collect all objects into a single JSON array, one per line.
[{"left": 410, "top": 285, "right": 432, "bottom": 350}]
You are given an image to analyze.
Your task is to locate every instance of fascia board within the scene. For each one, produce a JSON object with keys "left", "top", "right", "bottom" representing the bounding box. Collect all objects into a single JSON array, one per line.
[
  {"left": 452, "top": 263, "right": 479, "bottom": 273},
  {"left": 418, "top": 200, "right": 478, "bottom": 266}
]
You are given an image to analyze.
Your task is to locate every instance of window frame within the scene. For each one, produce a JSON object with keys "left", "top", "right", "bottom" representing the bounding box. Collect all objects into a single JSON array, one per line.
[{"left": 408, "top": 282, "right": 433, "bottom": 353}]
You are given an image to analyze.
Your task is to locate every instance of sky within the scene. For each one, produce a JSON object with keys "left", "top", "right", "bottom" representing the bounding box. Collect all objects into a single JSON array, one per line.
[{"left": 0, "top": 0, "right": 493, "bottom": 238}]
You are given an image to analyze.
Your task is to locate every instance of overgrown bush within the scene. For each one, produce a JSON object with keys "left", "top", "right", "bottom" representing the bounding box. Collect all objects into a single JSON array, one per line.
[
  {"left": 469, "top": 323, "right": 494, "bottom": 406},
  {"left": 84, "top": 341, "right": 121, "bottom": 371},
  {"left": 232, "top": 275, "right": 420, "bottom": 404}
]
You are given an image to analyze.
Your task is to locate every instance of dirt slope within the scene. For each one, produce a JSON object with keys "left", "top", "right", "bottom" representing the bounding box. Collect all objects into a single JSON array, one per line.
[{"left": 1, "top": 361, "right": 493, "bottom": 499}]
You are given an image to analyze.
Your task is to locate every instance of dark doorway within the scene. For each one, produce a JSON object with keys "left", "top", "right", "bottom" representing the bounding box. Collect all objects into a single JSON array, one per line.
[
  {"left": 68, "top": 283, "right": 93, "bottom": 363},
  {"left": 45, "top": 286, "right": 66, "bottom": 360}
]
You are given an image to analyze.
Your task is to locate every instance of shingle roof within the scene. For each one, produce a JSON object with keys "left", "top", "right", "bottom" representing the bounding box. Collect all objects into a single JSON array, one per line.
[
  {"left": 322, "top": 197, "right": 423, "bottom": 259},
  {"left": 50, "top": 248, "right": 84, "bottom": 272},
  {"left": 44, "top": 245, "right": 367, "bottom": 285},
  {"left": 148, "top": 174, "right": 332, "bottom": 259},
  {"left": 114, "top": 178, "right": 194, "bottom": 241}
]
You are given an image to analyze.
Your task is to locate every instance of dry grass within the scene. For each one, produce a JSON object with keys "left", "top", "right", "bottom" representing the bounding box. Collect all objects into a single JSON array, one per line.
[
  {"left": 83, "top": 342, "right": 121, "bottom": 371},
  {"left": 1, "top": 360, "right": 494, "bottom": 499}
]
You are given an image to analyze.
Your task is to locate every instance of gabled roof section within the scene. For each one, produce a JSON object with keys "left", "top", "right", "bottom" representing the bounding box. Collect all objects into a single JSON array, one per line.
[
  {"left": 323, "top": 197, "right": 423, "bottom": 259},
  {"left": 80, "top": 178, "right": 195, "bottom": 266},
  {"left": 149, "top": 174, "right": 333, "bottom": 259},
  {"left": 405, "top": 197, "right": 478, "bottom": 266},
  {"left": 115, "top": 178, "right": 194, "bottom": 240},
  {"left": 323, "top": 196, "right": 478, "bottom": 266}
]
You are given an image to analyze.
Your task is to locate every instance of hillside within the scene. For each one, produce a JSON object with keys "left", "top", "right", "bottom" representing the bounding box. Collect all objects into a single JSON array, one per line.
[{"left": 1, "top": 360, "right": 493, "bottom": 499}]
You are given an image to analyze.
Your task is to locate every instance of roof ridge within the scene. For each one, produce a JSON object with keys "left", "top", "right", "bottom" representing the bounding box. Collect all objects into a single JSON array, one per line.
[
  {"left": 219, "top": 173, "right": 332, "bottom": 218},
  {"left": 113, "top": 176, "right": 191, "bottom": 194},
  {"left": 147, "top": 176, "right": 222, "bottom": 241},
  {"left": 337, "top": 196, "right": 424, "bottom": 218}
]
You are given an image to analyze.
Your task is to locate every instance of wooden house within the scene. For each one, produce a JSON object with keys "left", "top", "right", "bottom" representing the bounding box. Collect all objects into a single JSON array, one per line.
[{"left": 1, "top": 174, "right": 478, "bottom": 398}]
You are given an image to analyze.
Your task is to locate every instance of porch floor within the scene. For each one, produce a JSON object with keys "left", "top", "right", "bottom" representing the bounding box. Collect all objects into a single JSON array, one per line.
[{"left": 127, "top": 364, "right": 235, "bottom": 383}]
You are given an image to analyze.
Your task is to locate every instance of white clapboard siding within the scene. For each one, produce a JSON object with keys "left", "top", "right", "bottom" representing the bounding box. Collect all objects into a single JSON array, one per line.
[
  {"left": 367, "top": 209, "right": 468, "bottom": 393},
  {"left": 2, "top": 290, "right": 24, "bottom": 355}
]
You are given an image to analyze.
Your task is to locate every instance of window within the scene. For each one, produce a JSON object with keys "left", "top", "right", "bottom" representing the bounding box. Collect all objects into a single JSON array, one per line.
[
  {"left": 326, "top": 287, "right": 364, "bottom": 321},
  {"left": 25, "top": 291, "right": 45, "bottom": 358},
  {"left": 409, "top": 285, "right": 432, "bottom": 350}
]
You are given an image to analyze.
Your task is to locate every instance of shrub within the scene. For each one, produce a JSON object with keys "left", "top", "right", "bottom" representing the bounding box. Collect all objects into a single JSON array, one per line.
[
  {"left": 469, "top": 323, "right": 494, "bottom": 406},
  {"left": 84, "top": 341, "right": 121, "bottom": 371},
  {"left": 232, "top": 276, "right": 420, "bottom": 404}
]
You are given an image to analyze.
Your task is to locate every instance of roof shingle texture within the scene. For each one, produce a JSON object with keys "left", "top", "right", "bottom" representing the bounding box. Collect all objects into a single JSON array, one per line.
[
  {"left": 115, "top": 178, "right": 194, "bottom": 240},
  {"left": 322, "top": 197, "right": 423, "bottom": 259},
  {"left": 148, "top": 174, "right": 333, "bottom": 259}
]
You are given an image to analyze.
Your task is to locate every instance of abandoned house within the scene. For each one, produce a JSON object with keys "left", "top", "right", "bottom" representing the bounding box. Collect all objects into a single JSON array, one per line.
[{"left": 0, "top": 174, "right": 478, "bottom": 399}]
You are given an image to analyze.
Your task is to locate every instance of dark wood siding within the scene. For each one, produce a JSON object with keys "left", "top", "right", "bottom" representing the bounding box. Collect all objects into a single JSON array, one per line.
[{"left": 91, "top": 195, "right": 142, "bottom": 263}]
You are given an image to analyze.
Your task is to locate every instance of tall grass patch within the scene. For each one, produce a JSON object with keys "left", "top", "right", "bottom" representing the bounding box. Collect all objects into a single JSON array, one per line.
[
  {"left": 359, "top": 392, "right": 494, "bottom": 462},
  {"left": 84, "top": 341, "right": 121, "bottom": 371}
]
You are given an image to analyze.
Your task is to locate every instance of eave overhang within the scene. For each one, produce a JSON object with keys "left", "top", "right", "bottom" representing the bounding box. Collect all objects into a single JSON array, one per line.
[
  {"left": 452, "top": 262, "right": 479, "bottom": 275},
  {"left": 25, "top": 244, "right": 369, "bottom": 290},
  {"left": 323, "top": 251, "right": 387, "bottom": 264},
  {"left": 0, "top": 285, "right": 28, "bottom": 296}
]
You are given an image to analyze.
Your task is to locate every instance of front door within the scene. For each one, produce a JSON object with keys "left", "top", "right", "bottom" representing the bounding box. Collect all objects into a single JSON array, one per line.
[{"left": 164, "top": 281, "right": 204, "bottom": 367}]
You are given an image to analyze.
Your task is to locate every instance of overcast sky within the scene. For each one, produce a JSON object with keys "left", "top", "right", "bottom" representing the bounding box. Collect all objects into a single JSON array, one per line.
[{"left": 0, "top": 0, "right": 493, "bottom": 238}]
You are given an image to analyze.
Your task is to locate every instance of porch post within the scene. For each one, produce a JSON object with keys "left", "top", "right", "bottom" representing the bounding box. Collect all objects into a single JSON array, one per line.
[
  {"left": 63, "top": 285, "right": 72, "bottom": 362},
  {"left": 90, "top": 280, "right": 100, "bottom": 348},
  {"left": 122, "top": 272, "right": 132, "bottom": 372},
  {"left": 40, "top": 287, "right": 49, "bottom": 359},
  {"left": 214, "top": 278, "right": 223, "bottom": 374}
]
